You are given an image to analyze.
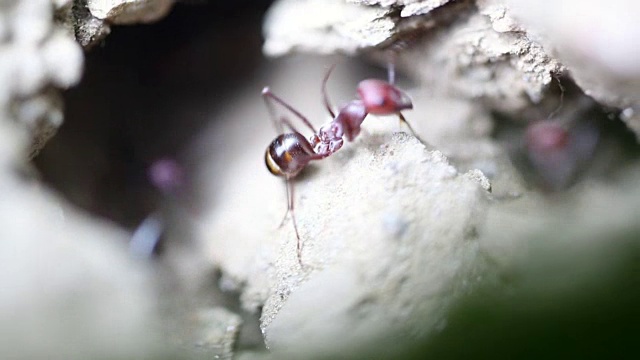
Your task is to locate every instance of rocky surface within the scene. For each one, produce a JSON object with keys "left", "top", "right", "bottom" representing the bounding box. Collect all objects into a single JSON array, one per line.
[
  {"left": 196, "top": 58, "right": 495, "bottom": 357},
  {"left": 2, "top": 0, "right": 638, "bottom": 358},
  {"left": 57, "top": 0, "right": 174, "bottom": 49},
  {"left": 0, "top": 1, "right": 216, "bottom": 359},
  {"left": 264, "top": 0, "right": 639, "bottom": 138},
  {"left": 258, "top": 134, "right": 491, "bottom": 353},
  {"left": 196, "top": 0, "right": 640, "bottom": 357},
  {"left": 505, "top": 0, "right": 640, "bottom": 139}
]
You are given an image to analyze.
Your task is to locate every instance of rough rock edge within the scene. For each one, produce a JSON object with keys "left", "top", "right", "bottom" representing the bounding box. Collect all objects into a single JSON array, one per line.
[
  {"left": 264, "top": 0, "right": 565, "bottom": 112},
  {"left": 347, "top": 0, "right": 454, "bottom": 17},
  {"left": 201, "top": 123, "right": 492, "bottom": 354},
  {"left": 87, "top": 0, "right": 174, "bottom": 25},
  {"left": 263, "top": 0, "right": 640, "bottom": 139},
  {"left": 61, "top": 0, "right": 174, "bottom": 49}
]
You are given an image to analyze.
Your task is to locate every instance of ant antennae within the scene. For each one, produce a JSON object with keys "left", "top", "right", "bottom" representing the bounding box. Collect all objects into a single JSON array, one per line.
[
  {"left": 262, "top": 87, "right": 317, "bottom": 133},
  {"left": 547, "top": 75, "right": 565, "bottom": 121},
  {"left": 322, "top": 64, "right": 337, "bottom": 118}
]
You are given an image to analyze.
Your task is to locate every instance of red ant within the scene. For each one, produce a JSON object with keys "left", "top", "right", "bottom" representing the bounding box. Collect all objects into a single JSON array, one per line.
[{"left": 262, "top": 63, "right": 424, "bottom": 266}]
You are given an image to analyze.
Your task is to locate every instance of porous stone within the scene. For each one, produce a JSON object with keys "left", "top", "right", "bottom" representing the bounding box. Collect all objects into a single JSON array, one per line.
[
  {"left": 263, "top": 0, "right": 394, "bottom": 56},
  {"left": 264, "top": 0, "right": 564, "bottom": 117},
  {"left": 259, "top": 133, "right": 490, "bottom": 353},
  {"left": 347, "top": 0, "right": 454, "bottom": 17}
]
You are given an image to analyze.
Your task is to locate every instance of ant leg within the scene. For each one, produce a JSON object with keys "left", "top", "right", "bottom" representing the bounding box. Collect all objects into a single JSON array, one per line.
[
  {"left": 387, "top": 51, "right": 397, "bottom": 85},
  {"left": 276, "top": 178, "right": 304, "bottom": 266},
  {"left": 277, "top": 180, "right": 291, "bottom": 228},
  {"left": 322, "top": 64, "right": 337, "bottom": 118},
  {"left": 262, "top": 87, "right": 317, "bottom": 134},
  {"left": 399, "top": 112, "right": 427, "bottom": 145},
  {"left": 286, "top": 178, "right": 304, "bottom": 266}
]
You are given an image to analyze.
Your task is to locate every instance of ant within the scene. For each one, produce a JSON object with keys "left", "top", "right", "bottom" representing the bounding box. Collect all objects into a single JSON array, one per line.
[{"left": 262, "top": 62, "right": 425, "bottom": 266}]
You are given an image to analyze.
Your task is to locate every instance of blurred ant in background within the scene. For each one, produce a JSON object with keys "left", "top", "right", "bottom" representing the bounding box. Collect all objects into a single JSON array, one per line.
[{"left": 262, "top": 62, "right": 425, "bottom": 266}]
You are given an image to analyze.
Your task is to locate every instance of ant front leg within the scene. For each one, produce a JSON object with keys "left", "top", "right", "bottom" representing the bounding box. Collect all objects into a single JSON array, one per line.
[{"left": 387, "top": 54, "right": 396, "bottom": 86}]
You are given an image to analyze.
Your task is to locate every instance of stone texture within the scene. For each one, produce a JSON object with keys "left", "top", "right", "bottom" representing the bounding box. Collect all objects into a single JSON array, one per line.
[
  {"left": 347, "top": 0, "right": 454, "bottom": 17},
  {"left": 87, "top": 0, "right": 174, "bottom": 24},
  {"left": 505, "top": 0, "right": 640, "bottom": 139},
  {"left": 196, "top": 59, "right": 491, "bottom": 356},
  {"left": 263, "top": 0, "right": 394, "bottom": 56}
]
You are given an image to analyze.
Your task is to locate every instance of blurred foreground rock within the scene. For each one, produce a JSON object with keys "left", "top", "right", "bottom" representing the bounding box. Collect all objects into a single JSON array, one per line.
[
  {"left": 0, "top": 0, "right": 83, "bottom": 157},
  {"left": 0, "top": 121, "right": 168, "bottom": 358},
  {"left": 0, "top": 1, "right": 202, "bottom": 359}
]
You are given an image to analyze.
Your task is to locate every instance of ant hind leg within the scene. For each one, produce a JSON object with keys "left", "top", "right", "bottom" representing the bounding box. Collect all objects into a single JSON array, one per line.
[
  {"left": 285, "top": 179, "right": 304, "bottom": 267},
  {"left": 399, "top": 112, "right": 427, "bottom": 146},
  {"left": 277, "top": 180, "right": 291, "bottom": 229}
]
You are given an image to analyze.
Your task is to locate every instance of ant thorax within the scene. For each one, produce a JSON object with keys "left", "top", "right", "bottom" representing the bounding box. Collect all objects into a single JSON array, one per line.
[
  {"left": 310, "top": 121, "right": 344, "bottom": 157},
  {"left": 310, "top": 100, "right": 368, "bottom": 157},
  {"left": 334, "top": 100, "right": 366, "bottom": 141}
]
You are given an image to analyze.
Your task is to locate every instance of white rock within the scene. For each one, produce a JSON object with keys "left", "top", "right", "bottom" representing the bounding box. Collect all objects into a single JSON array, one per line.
[
  {"left": 87, "top": 0, "right": 174, "bottom": 24},
  {"left": 263, "top": 0, "right": 393, "bottom": 56},
  {"left": 42, "top": 30, "right": 84, "bottom": 88},
  {"left": 505, "top": 0, "right": 640, "bottom": 138}
]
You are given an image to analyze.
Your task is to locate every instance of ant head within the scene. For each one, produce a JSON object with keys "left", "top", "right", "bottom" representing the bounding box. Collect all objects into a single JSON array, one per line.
[
  {"left": 265, "top": 133, "right": 316, "bottom": 177},
  {"left": 357, "top": 79, "right": 413, "bottom": 115}
]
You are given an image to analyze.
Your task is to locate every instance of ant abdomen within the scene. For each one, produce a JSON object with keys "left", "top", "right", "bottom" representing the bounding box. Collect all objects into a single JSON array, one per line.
[
  {"left": 357, "top": 79, "right": 413, "bottom": 115},
  {"left": 265, "top": 133, "right": 318, "bottom": 178}
]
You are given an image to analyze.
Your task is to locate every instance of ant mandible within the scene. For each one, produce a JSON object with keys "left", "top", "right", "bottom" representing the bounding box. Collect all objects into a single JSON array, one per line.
[{"left": 262, "top": 62, "right": 425, "bottom": 266}]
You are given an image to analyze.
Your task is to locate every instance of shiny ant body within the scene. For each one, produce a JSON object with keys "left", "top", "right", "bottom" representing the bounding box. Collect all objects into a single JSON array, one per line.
[{"left": 262, "top": 64, "right": 424, "bottom": 266}]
